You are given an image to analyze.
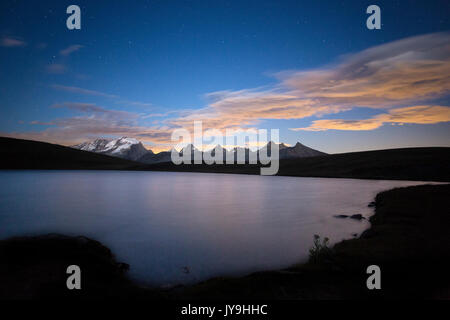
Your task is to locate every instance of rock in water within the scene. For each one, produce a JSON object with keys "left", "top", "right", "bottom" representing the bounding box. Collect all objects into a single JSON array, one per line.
[{"left": 334, "top": 214, "right": 349, "bottom": 218}]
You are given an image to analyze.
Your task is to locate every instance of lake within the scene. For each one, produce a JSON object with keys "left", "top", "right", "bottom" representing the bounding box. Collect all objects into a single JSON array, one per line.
[{"left": 0, "top": 170, "right": 431, "bottom": 286}]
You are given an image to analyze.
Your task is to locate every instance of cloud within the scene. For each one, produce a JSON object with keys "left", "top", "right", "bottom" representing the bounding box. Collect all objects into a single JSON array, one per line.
[
  {"left": 385, "top": 105, "right": 450, "bottom": 124},
  {"left": 50, "top": 84, "right": 119, "bottom": 99},
  {"left": 30, "top": 120, "right": 54, "bottom": 125},
  {"left": 50, "top": 85, "right": 154, "bottom": 110},
  {"left": 168, "top": 90, "right": 345, "bottom": 133},
  {"left": 116, "top": 100, "right": 153, "bottom": 108},
  {"left": 278, "top": 32, "right": 450, "bottom": 107},
  {"left": 46, "top": 64, "right": 67, "bottom": 74},
  {"left": 292, "top": 105, "right": 450, "bottom": 131},
  {"left": 169, "top": 32, "right": 450, "bottom": 132},
  {"left": 46, "top": 31, "right": 449, "bottom": 137},
  {"left": 51, "top": 102, "right": 139, "bottom": 120},
  {"left": 5, "top": 103, "right": 173, "bottom": 147},
  {"left": 5, "top": 32, "right": 450, "bottom": 149},
  {"left": 1, "top": 36, "right": 26, "bottom": 47},
  {"left": 60, "top": 44, "right": 83, "bottom": 56},
  {"left": 3, "top": 122, "right": 174, "bottom": 148}
]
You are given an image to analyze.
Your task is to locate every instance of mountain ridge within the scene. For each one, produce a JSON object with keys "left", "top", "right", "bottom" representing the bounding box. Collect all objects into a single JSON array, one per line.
[
  {"left": 1, "top": 137, "right": 449, "bottom": 181},
  {"left": 72, "top": 137, "right": 326, "bottom": 164}
]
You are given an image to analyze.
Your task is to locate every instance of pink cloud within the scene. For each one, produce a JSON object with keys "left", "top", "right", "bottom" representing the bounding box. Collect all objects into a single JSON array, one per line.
[
  {"left": 1, "top": 36, "right": 26, "bottom": 47},
  {"left": 59, "top": 44, "right": 84, "bottom": 56}
]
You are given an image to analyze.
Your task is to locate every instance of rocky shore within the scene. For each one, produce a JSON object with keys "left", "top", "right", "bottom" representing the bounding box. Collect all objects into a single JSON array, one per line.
[
  {"left": 0, "top": 234, "right": 161, "bottom": 299},
  {"left": 1, "top": 184, "right": 449, "bottom": 299}
]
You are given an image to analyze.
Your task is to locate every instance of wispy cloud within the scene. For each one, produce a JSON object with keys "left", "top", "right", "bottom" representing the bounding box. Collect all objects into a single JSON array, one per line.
[
  {"left": 51, "top": 102, "right": 139, "bottom": 120},
  {"left": 278, "top": 32, "right": 450, "bottom": 107},
  {"left": 50, "top": 85, "right": 154, "bottom": 109},
  {"left": 60, "top": 44, "right": 84, "bottom": 56},
  {"left": 50, "top": 84, "right": 119, "bottom": 99},
  {"left": 1, "top": 36, "right": 26, "bottom": 47},
  {"left": 169, "top": 32, "right": 450, "bottom": 132},
  {"left": 168, "top": 90, "right": 341, "bottom": 132},
  {"left": 116, "top": 100, "right": 153, "bottom": 108},
  {"left": 3, "top": 122, "right": 174, "bottom": 148},
  {"left": 292, "top": 106, "right": 450, "bottom": 131},
  {"left": 5, "top": 103, "right": 172, "bottom": 147}
]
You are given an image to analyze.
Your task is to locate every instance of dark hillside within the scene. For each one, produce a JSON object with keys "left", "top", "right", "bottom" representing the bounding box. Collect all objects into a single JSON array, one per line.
[
  {"left": 0, "top": 137, "right": 139, "bottom": 170},
  {"left": 143, "top": 147, "right": 450, "bottom": 182}
]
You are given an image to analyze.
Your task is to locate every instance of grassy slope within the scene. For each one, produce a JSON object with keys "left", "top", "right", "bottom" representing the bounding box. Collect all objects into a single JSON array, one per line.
[
  {"left": 0, "top": 137, "right": 140, "bottom": 170},
  {"left": 142, "top": 147, "right": 450, "bottom": 182},
  {"left": 176, "top": 184, "right": 450, "bottom": 299}
]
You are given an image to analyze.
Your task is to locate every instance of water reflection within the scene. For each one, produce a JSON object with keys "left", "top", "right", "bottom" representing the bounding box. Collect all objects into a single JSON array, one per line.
[{"left": 0, "top": 170, "right": 429, "bottom": 286}]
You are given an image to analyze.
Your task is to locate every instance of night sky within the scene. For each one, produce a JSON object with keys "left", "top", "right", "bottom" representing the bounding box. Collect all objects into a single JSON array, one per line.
[{"left": 0, "top": 0, "right": 449, "bottom": 153}]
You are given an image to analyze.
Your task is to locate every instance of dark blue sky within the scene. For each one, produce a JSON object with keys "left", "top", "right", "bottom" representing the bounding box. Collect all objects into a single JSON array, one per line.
[{"left": 1, "top": 0, "right": 449, "bottom": 152}]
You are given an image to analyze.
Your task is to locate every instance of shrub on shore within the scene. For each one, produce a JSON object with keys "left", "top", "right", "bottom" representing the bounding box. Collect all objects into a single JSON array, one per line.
[{"left": 308, "top": 234, "right": 333, "bottom": 265}]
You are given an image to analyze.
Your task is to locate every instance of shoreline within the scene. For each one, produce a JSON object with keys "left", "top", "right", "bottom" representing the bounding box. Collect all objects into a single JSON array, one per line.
[
  {"left": 175, "top": 183, "right": 450, "bottom": 299},
  {"left": 2, "top": 137, "right": 449, "bottom": 182},
  {"left": 0, "top": 183, "right": 449, "bottom": 299},
  {"left": 3, "top": 167, "right": 447, "bottom": 181}
]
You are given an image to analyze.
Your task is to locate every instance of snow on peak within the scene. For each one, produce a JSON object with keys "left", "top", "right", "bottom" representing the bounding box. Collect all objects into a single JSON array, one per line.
[
  {"left": 102, "top": 137, "right": 140, "bottom": 154},
  {"left": 73, "top": 136, "right": 151, "bottom": 161},
  {"left": 117, "top": 137, "right": 140, "bottom": 144}
]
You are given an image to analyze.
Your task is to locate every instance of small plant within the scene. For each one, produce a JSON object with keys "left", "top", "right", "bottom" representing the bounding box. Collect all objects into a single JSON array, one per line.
[{"left": 309, "top": 234, "right": 333, "bottom": 264}]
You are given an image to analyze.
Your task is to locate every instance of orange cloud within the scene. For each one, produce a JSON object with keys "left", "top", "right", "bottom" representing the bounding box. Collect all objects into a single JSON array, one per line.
[
  {"left": 170, "top": 32, "right": 450, "bottom": 133},
  {"left": 293, "top": 105, "right": 450, "bottom": 131},
  {"left": 280, "top": 32, "right": 450, "bottom": 107},
  {"left": 169, "top": 91, "right": 347, "bottom": 132}
]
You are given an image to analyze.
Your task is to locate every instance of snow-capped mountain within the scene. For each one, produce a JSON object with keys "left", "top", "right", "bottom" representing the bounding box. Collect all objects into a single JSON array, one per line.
[
  {"left": 73, "top": 137, "right": 326, "bottom": 164},
  {"left": 73, "top": 137, "right": 151, "bottom": 161}
]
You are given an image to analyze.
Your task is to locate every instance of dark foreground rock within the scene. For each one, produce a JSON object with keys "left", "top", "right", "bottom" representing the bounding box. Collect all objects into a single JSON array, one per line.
[
  {"left": 334, "top": 214, "right": 365, "bottom": 220},
  {"left": 349, "top": 214, "right": 364, "bottom": 220},
  {"left": 0, "top": 234, "right": 162, "bottom": 299}
]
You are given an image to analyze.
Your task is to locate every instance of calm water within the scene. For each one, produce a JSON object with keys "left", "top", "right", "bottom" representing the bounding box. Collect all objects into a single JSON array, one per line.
[{"left": 0, "top": 170, "right": 432, "bottom": 286}]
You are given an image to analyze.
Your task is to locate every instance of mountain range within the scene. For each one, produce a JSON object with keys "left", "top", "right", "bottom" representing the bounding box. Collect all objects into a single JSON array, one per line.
[
  {"left": 72, "top": 137, "right": 326, "bottom": 164},
  {"left": 1, "top": 137, "right": 449, "bottom": 181}
]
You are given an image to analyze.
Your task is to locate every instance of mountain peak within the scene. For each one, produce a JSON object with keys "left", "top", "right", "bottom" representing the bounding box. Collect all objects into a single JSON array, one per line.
[
  {"left": 265, "top": 141, "right": 288, "bottom": 150},
  {"left": 73, "top": 136, "right": 150, "bottom": 161},
  {"left": 282, "top": 141, "right": 326, "bottom": 158},
  {"left": 117, "top": 137, "right": 140, "bottom": 144}
]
